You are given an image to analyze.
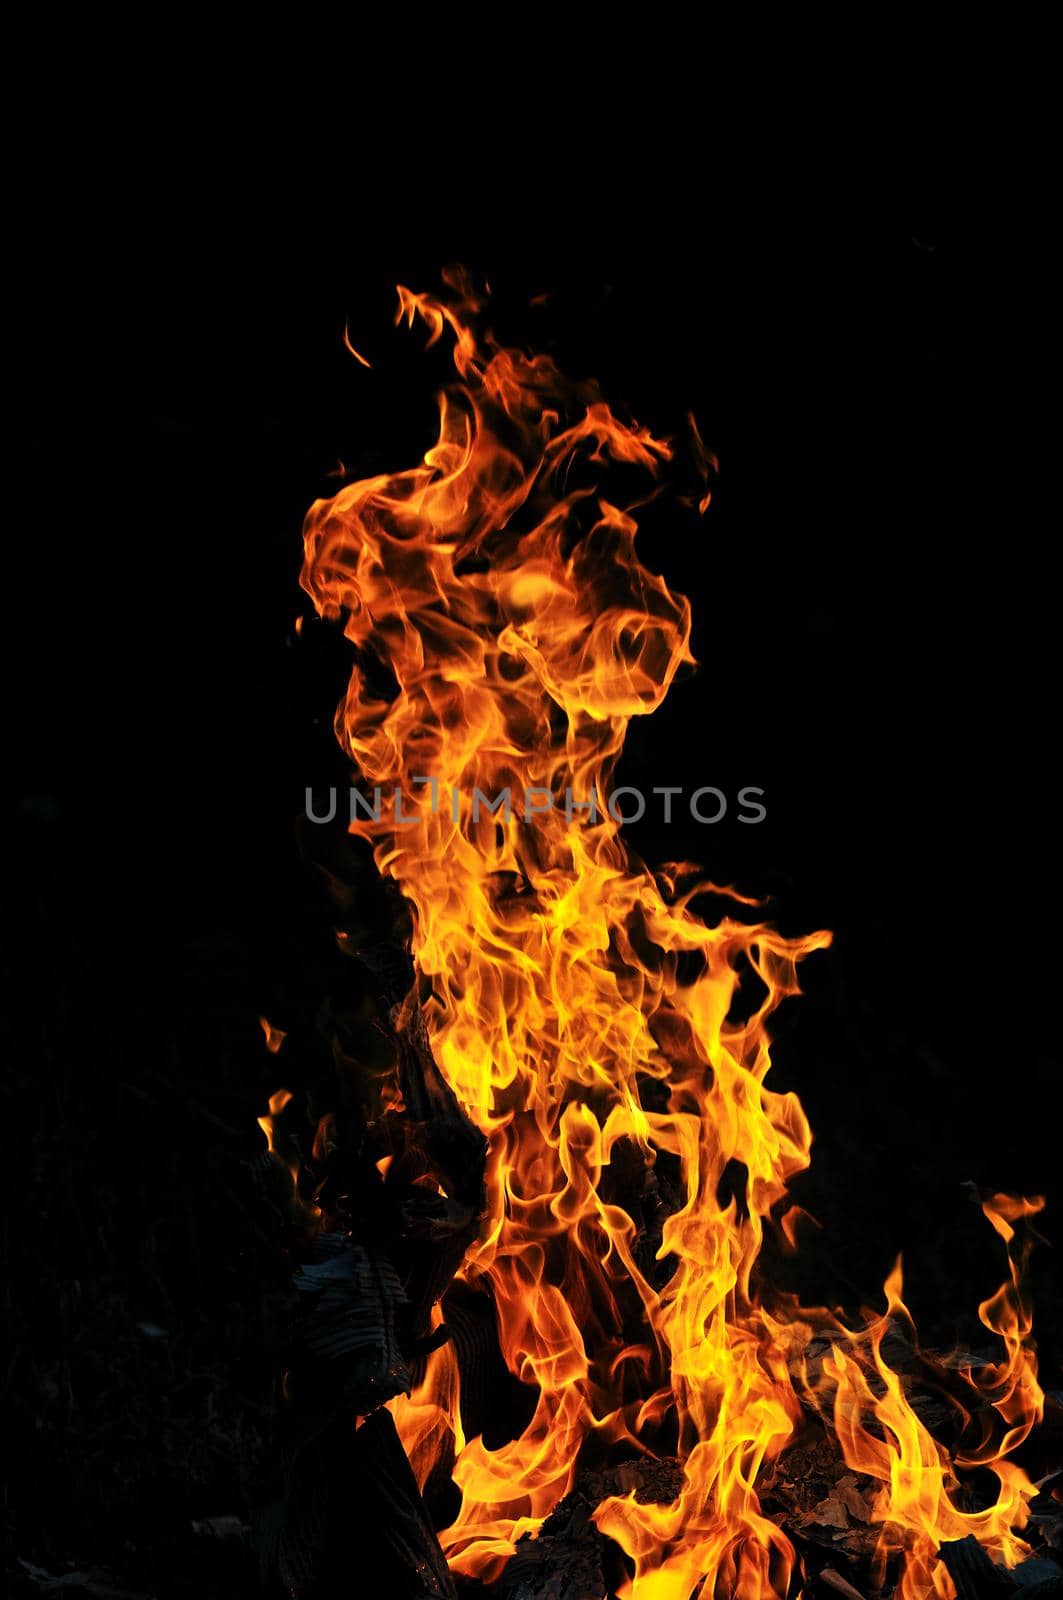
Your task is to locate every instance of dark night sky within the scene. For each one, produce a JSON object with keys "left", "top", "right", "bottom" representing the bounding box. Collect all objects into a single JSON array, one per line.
[{"left": 8, "top": 158, "right": 1061, "bottom": 1542}]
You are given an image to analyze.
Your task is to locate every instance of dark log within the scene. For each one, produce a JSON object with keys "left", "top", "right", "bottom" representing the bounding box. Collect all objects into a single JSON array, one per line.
[
  {"left": 257, "top": 947, "right": 488, "bottom": 1597},
  {"left": 1011, "top": 1558, "right": 1063, "bottom": 1597},
  {"left": 387, "top": 998, "right": 488, "bottom": 1347},
  {"left": 278, "top": 1408, "right": 457, "bottom": 1599},
  {"left": 938, "top": 1537, "right": 1014, "bottom": 1599},
  {"left": 939, "top": 1536, "right": 1063, "bottom": 1600},
  {"left": 358, "top": 939, "right": 416, "bottom": 1009},
  {"left": 441, "top": 1278, "right": 538, "bottom": 1450},
  {"left": 289, "top": 1230, "right": 412, "bottom": 1411}
]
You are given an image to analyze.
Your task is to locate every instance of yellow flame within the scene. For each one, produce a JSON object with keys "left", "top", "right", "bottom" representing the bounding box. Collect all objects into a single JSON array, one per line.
[
  {"left": 825, "top": 1219, "right": 1043, "bottom": 1600},
  {"left": 292, "top": 274, "right": 1043, "bottom": 1597}
]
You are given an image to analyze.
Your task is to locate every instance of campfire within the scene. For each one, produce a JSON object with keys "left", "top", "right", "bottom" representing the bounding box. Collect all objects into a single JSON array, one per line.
[{"left": 252, "top": 273, "right": 1060, "bottom": 1600}]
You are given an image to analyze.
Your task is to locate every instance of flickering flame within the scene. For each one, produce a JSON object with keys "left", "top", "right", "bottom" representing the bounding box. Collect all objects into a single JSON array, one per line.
[
  {"left": 825, "top": 1196, "right": 1044, "bottom": 1600},
  {"left": 258, "top": 1087, "right": 320, "bottom": 1230},
  {"left": 259, "top": 1015, "right": 287, "bottom": 1054},
  {"left": 257, "top": 1087, "right": 294, "bottom": 1164},
  {"left": 296, "top": 274, "right": 1045, "bottom": 1597},
  {"left": 343, "top": 323, "right": 373, "bottom": 368}
]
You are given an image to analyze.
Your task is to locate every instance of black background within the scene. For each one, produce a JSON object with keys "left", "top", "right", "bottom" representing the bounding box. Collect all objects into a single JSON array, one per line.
[{"left": 7, "top": 162, "right": 1059, "bottom": 1585}]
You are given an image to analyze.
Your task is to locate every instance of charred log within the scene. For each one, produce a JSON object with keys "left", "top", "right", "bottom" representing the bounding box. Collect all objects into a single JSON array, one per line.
[
  {"left": 255, "top": 941, "right": 487, "bottom": 1599},
  {"left": 277, "top": 1408, "right": 456, "bottom": 1599}
]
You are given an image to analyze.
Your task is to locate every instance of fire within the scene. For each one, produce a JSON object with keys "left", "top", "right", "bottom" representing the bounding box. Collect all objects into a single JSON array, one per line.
[
  {"left": 257, "top": 1087, "right": 298, "bottom": 1183},
  {"left": 824, "top": 1195, "right": 1044, "bottom": 1600},
  {"left": 257, "top": 1079, "right": 320, "bottom": 1230},
  {"left": 257, "top": 1086, "right": 294, "bottom": 1152},
  {"left": 259, "top": 1015, "right": 287, "bottom": 1054},
  {"left": 293, "top": 272, "right": 1045, "bottom": 1597}
]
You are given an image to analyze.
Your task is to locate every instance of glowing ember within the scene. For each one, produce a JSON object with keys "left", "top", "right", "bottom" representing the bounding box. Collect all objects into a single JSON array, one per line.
[{"left": 290, "top": 271, "right": 1043, "bottom": 1598}]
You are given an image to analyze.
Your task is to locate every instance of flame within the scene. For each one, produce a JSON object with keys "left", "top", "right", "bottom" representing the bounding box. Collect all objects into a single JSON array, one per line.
[
  {"left": 294, "top": 274, "right": 1045, "bottom": 1597},
  {"left": 257, "top": 1087, "right": 295, "bottom": 1174},
  {"left": 343, "top": 323, "right": 373, "bottom": 368},
  {"left": 258, "top": 1086, "right": 293, "bottom": 1131},
  {"left": 394, "top": 1303, "right": 466, "bottom": 1496},
  {"left": 259, "top": 1015, "right": 287, "bottom": 1054},
  {"left": 824, "top": 1200, "right": 1044, "bottom": 1600},
  {"left": 258, "top": 1087, "right": 320, "bottom": 1229}
]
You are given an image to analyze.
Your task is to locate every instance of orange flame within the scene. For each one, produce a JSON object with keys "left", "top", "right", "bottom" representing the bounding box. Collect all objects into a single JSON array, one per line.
[
  {"left": 294, "top": 274, "right": 1044, "bottom": 1597},
  {"left": 258, "top": 1015, "right": 287, "bottom": 1054},
  {"left": 825, "top": 1200, "right": 1044, "bottom": 1600},
  {"left": 258, "top": 1087, "right": 320, "bottom": 1229},
  {"left": 257, "top": 1087, "right": 294, "bottom": 1171},
  {"left": 342, "top": 322, "right": 373, "bottom": 368}
]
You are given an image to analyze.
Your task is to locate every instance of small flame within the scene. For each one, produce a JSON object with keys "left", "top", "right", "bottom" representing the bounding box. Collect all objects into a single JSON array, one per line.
[
  {"left": 256, "top": 1087, "right": 294, "bottom": 1152},
  {"left": 257, "top": 1087, "right": 319, "bottom": 1228},
  {"left": 687, "top": 412, "right": 718, "bottom": 516},
  {"left": 258, "top": 1016, "right": 287, "bottom": 1055},
  {"left": 342, "top": 323, "right": 373, "bottom": 368}
]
